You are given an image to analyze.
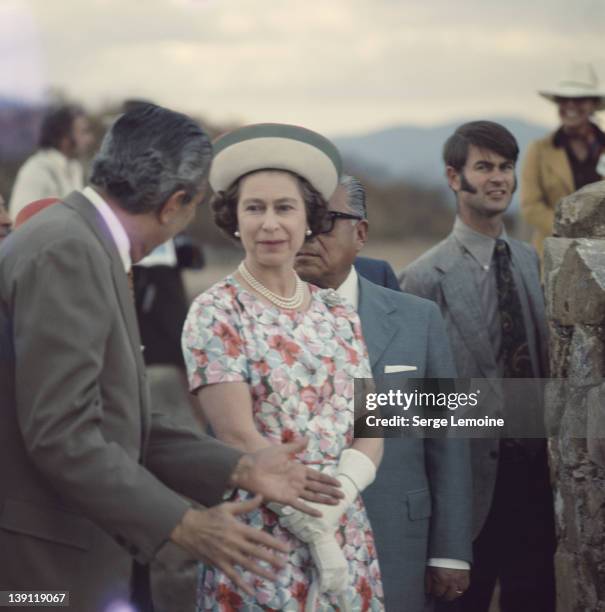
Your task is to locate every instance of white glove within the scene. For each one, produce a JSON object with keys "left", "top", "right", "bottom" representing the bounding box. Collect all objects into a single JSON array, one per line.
[
  {"left": 282, "top": 448, "right": 377, "bottom": 535},
  {"left": 268, "top": 503, "right": 348, "bottom": 595},
  {"left": 269, "top": 449, "right": 376, "bottom": 594},
  {"left": 309, "top": 534, "right": 349, "bottom": 593}
]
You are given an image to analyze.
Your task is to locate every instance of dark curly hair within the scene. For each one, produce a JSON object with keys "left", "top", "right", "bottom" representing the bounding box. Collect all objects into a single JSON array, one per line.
[
  {"left": 39, "top": 104, "right": 86, "bottom": 150},
  {"left": 443, "top": 120, "right": 519, "bottom": 171},
  {"left": 212, "top": 170, "right": 328, "bottom": 242}
]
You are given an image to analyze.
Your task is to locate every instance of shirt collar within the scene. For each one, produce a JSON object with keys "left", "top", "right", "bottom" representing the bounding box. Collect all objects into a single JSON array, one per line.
[
  {"left": 335, "top": 266, "right": 359, "bottom": 310},
  {"left": 82, "top": 186, "right": 132, "bottom": 272},
  {"left": 453, "top": 216, "right": 508, "bottom": 270},
  {"left": 552, "top": 122, "right": 605, "bottom": 148}
]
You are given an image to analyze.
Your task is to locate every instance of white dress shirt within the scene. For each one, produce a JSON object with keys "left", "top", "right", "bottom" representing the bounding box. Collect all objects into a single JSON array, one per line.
[{"left": 336, "top": 265, "right": 470, "bottom": 571}]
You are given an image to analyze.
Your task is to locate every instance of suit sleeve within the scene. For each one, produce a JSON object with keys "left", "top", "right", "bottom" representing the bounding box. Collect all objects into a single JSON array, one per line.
[
  {"left": 146, "top": 410, "right": 242, "bottom": 504},
  {"left": 423, "top": 303, "right": 473, "bottom": 563},
  {"left": 13, "top": 240, "right": 237, "bottom": 564},
  {"left": 520, "top": 140, "right": 555, "bottom": 237}
]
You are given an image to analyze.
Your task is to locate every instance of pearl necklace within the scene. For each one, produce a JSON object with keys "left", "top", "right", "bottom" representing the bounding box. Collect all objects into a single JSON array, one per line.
[{"left": 238, "top": 262, "right": 305, "bottom": 310}]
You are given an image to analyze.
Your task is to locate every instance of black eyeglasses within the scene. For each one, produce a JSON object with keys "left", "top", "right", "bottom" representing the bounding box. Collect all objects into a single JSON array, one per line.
[{"left": 318, "top": 211, "right": 364, "bottom": 234}]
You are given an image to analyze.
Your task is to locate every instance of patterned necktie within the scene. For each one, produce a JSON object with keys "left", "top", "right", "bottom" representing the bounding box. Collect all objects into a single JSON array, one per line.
[{"left": 493, "top": 239, "right": 534, "bottom": 378}]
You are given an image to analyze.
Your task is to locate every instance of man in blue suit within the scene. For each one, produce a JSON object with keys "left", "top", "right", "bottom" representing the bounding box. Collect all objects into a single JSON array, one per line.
[{"left": 296, "top": 175, "right": 473, "bottom": 611}]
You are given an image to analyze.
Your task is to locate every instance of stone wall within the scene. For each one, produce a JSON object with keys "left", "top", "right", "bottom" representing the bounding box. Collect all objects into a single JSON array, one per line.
[{"left": 543, "top": 181, "right": 605, "bottom": 612}]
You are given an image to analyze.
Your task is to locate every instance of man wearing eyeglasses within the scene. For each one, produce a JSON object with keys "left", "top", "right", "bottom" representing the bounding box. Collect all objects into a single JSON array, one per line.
[
  {"left": 295, "top": 176, "right": 399, "bottom": 291},
  {"left": 295, "top": 175, "right": 473, "bottom": 612}
]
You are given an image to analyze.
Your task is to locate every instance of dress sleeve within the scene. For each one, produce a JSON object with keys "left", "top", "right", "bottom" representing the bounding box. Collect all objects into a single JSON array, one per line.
[{"left": 181, "top": 284, "right": 250, "bottom": 392}]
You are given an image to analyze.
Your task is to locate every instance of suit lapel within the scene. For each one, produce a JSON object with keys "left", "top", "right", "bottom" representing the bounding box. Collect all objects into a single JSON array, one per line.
[
  {"left": 62, "top": 192, "right": 150, "bottom": 441},
  {"left": 357, "top": 276, "right": 397, "bottom": 370},
  {"left": 437, "top": 237, "right": 498, "bottom": 379},
  {"left": 509, "top": 242, "right": 548, "bottom": 377}
]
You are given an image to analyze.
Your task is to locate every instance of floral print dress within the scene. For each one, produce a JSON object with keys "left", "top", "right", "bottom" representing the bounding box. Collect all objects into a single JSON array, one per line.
[{"left": 182, "top": 275, "right": 384, "bottom": 612}]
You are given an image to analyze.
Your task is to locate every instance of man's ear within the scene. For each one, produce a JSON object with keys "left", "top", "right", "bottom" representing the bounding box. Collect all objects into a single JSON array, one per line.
[
  {"left": 445, "top": 166, "right": 461, "bottom": 193},
  {"left": 355, "top": 219, "right": 369, "bottom": 252},
  {"left": 158, "top": 190, "right": 189, "bottom": 225}
]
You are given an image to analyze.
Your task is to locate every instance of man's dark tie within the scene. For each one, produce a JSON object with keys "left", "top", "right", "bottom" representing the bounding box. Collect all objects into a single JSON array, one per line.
[
  {"left": 494, "top": 239, "right": 534, "bottom": 379},
  {"left": 494, "top": 239, "right": 544, "bottom": 449}
]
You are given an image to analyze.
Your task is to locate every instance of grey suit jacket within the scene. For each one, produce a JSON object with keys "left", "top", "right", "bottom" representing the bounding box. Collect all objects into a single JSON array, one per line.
[
  {"left": 400, "top": 232, "right": 548, "bottom": 536},
  {"left": 358, "top": 275, "right": 473, "bottom": 612},
  {"left": 0, "top": 192, "right": 241, "bottom": 611}
]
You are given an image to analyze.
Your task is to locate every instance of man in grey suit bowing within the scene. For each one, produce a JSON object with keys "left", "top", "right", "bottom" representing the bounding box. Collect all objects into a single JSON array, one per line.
[
  {"left": 400, "top": 121, "right": 556, "bottom": 612},
  {"left": 295, "top": 174, "right": 473, "bottom": 611},
  {"left": 0, "top": 104, "right": 341, "bottom": 611}
]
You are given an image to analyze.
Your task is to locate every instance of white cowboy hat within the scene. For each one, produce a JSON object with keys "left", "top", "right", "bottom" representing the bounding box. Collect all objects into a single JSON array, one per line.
[
  {"left": 209, "top": 123, "right": 342, "bottom": 201},
  {"left": 539, "top": 62, "right": 605, "bottom": 110}
]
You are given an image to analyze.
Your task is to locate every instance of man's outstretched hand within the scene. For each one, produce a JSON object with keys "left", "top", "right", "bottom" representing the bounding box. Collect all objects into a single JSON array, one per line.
[
  {"left": 229, "top": 437, "right": 343, "bottom": 516},
  {"left": 171, "top": 496, "right": 287, "bottom": 596}
]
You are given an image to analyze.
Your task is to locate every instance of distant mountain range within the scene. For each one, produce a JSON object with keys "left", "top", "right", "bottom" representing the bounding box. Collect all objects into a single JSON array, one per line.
[
  {"left": 0, "top": 97, "right": 44, "bottom": 159},
  {"left": 332, "top": 117, "right": 552, "bottom": 186}
]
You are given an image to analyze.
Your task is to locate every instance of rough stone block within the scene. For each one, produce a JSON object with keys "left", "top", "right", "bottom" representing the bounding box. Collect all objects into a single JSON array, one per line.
[
  {"left": 544, "top": 238, "right": 575, "bottom": 320},
  {"left": 560, "top": 388, "right": 588, "bottom": 441},
  {"left": 551, "top": 240, "right": 605, "bottom": 325},
  {"left": 554, "top": 181, "right": 605, "bottom": 238},
  {"left": 558, "top": 420, "right": 588, "bottom": 469},
  {"left": 554, "top": 551, "right": 581, "bottom": 612},
  {"left": 568, "top": 326, "right": 605, "bottom": 387},
  {"left": 544, "top": 379, "right": 567, "bottom": 436},
  {"left": 587, "top": 384, "right": 605, "bottom": 469},
  {"left": 548, "top": 322, "right": 572, "bottom": 377}
]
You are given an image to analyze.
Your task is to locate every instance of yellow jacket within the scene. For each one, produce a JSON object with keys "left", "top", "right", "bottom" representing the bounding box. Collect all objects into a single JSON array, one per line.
[{"left": 520, "top": 132, "right": 575, "bottom": 259}]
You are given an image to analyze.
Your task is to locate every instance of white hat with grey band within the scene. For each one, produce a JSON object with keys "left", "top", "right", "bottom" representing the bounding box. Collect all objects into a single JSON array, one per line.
[{"left": 209, "top": 123, "right": 342, "bottom": 201}]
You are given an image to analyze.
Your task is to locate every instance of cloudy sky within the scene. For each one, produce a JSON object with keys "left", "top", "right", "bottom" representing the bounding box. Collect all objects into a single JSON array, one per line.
[{"left": 2, "top": 0, "right": 604, "bottom": 136}]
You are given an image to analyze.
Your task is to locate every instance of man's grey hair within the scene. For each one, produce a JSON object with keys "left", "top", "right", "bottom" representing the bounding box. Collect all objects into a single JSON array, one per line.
[
  {"left": 339, "top": 174, "right": 367, "bottom": 220},
  {"left": 90, "top": 104, "right": 212, "bottom": 215}
]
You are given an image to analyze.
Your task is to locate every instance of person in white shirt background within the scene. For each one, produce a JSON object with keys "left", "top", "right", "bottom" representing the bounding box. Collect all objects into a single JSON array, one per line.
[{"left": 8, "top": 103, "right": 94, "bottom": 218}]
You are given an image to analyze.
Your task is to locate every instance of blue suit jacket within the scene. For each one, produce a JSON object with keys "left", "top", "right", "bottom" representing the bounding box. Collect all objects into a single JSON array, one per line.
[
  {"left": 357, "top": 275, "right": 473, "bottom": 611},
  {"left": 354, "top": 256, "right": 400, "bottom": 291}
]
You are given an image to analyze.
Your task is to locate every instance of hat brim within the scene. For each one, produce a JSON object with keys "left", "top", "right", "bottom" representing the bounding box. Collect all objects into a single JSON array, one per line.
[
  {"left": 209, "top": 124, "right": 342, "bottom": 201},
  {"left": 539, "top": 89, "right": 605, "bottom": 111}
]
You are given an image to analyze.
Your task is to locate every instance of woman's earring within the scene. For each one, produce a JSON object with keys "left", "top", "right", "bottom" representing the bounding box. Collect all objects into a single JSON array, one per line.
[
  {"left": 234, "top": 230, "right": 240, "bottom": 238},
  {"left": 305, "top": 228, "right": 312, "bottom": 236}
]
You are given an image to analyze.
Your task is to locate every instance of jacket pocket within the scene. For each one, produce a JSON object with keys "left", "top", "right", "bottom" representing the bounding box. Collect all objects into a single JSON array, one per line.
[
  {"left": 0, "top": 498, "right": 93, "bottom": 551},
  {"left": 407, "top": 489, "right": 432, "bottom": 520}
]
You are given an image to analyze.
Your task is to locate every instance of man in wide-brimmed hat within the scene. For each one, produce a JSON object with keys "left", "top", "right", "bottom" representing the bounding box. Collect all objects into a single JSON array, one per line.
[{"left": 521, "top": 61, "right": 605, "bottom": 260}]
